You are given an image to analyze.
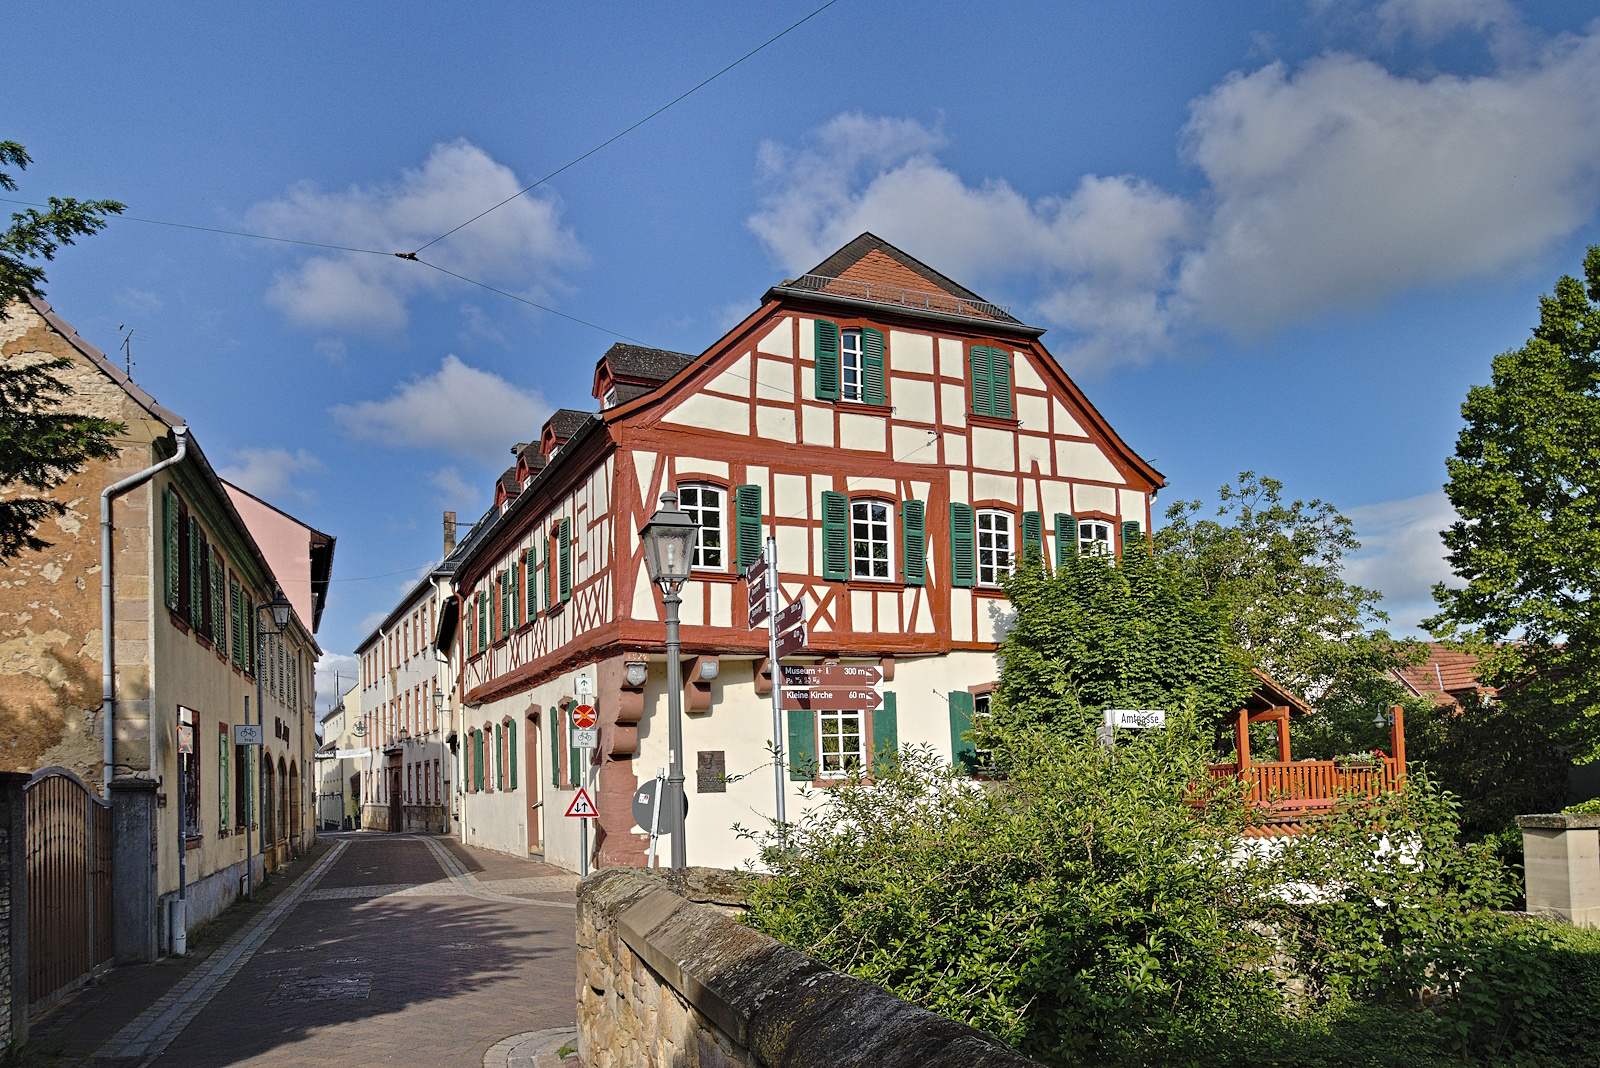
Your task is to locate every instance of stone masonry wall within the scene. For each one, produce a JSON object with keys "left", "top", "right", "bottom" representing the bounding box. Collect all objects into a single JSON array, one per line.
[{"left": 576, "top": 867, "right": 1042, "bottom": 1068}]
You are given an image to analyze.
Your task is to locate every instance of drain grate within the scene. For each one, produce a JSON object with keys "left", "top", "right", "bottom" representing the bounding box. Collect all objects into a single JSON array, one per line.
[{"left": 268, "top": 972, "right": 373, "bottom": 1003}]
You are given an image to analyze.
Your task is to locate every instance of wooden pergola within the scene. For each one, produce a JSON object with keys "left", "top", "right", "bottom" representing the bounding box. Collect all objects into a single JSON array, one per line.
[{"left": 1210, "top": 669, "right": 1408, "bottom": 835}]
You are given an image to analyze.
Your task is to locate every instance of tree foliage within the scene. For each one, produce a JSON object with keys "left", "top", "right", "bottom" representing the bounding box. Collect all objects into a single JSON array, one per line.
[
  {"left": 0, "top": 141, "right": 126, "bottom": 561},
  {"left": 1427, "top": 247, "right": 1600, "bottom": 758},
  {"left": 1157, "top": 473, "right": 1426, "bottom": 758},
  {"left": 993, "top": 535, "right": 1253, "bottom": 747}
]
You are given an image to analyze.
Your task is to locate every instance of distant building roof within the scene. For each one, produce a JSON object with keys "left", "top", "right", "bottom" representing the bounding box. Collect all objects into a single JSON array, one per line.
[
  {"left": 600, "top": 343, "right": 697, "bottom": 384},
  {"left": 1394, "top": 644, "right": 1493, "bottom": 706}
]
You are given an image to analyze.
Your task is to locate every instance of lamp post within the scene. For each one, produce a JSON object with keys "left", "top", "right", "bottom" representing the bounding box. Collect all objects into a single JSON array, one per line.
[
  {"left": 248, "top": 586, "right": 293, "bottom": 900},
  {"left": 639, "top": 493, "right": 698, "bottom": 869}
]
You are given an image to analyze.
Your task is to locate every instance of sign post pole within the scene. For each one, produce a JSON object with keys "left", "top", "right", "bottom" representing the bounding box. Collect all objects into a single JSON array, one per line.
[
  {"left": 646, "top": 767, "right": 665, "bottom": 869},
  {"left": 764, "top": 537, "right": 786, "bottom": 829}
]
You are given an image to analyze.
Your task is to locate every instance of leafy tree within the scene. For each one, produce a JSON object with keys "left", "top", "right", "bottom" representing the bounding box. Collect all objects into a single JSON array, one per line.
[
  {"left": 1427, "top": 246, "right": 1600, "bottom": 758},
  {"left": 0, "top": 141, "right": 126, "bottom": 561},
  {"left": 1157, "top": 473, "right": 1425, "bottom": 758},
  {"left": 993, "top": 537, "right": 1253, "bottom": 748}
]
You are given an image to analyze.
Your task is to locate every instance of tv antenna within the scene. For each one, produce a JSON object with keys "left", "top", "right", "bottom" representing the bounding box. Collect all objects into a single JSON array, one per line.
[{"left": 117, "top": 323, "right": 134, "bottom": 379}]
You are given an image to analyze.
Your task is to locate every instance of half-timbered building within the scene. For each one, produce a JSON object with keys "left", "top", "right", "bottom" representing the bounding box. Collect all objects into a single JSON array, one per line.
[{"left": 450, "top": 234, "right": 1163, "bottom": 869}]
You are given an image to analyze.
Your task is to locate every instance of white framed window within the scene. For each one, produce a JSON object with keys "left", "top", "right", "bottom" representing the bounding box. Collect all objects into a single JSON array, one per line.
[
  {"left": 972, "top": 692, "right": 995, "bottom": 773},
  {"left": 677, "top": 484, "right": 725, "bottom": 570},
  {"left": 840, "top": 329, "right": 863, "bottom": 402},
  {"left": 603, "top": 387, "right": 618, "bottom": 409},
  {"left": 818, "top": 709, "right": 865, "bottom": 776},
  {"left": 1078, "top": 519, "right": 1114, "bottom": 557},
  {"left": 850, "top": 499, "right": 892, "bottom": 580},
  {"left": 976, "top": 509, "right": 1013, "bottom": 586}
]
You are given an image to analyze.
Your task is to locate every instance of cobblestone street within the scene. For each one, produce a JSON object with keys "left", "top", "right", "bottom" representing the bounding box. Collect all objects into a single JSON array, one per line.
[{"left": 32, "top": 834, "right": 580, "bottom": 1068}]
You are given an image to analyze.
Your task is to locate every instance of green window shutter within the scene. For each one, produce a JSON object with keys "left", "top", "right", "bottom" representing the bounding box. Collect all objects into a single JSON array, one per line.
[
  {"left": 549, "top": 712, "right": 560, "bottom": 788},
  {"left": 218, "top": 729, "right": 229, "bottom": 831},
  {"left": 814, "top": 320, "right": 840, "bottom": 401},
  {"left": 209, "top": 554, "right": 225, "bottom": 644},
  {"left": 873, "top": 692, "right": 899, "bottom": 769},
  {"left": 229, "top": 578, "right": 243, "bottom": 667},
  {"left": 494, "top": 723, "right": 503, "bottom": 789},
  {"left": 477, "top": 591, "right": 487, "bottom": 651},
  {"left": 734, "top": 484, "right": 763, "bottom": 570},
  {"left": 528, "top": 552, "right": 540, "bottom": 617},
  {"left": 820, "top": 491, "right": 849, "bottom": 581},
  {"left": 949, "top": 691, "right": 978, "bottom": 775},
  {"left": 508, "top": 720, "right": 518, "bottom": 790},
  {"left": 1022, "top": 511, "right": 1044, "bottom": 563},
  {"left": 1055, "top": 513, "right": 1077, "bottom": 569},
  {"left": 949, "top": 503, "right": 976, "bottom": 588},
  {"left": 473, "top": 731, "right": 484, "bottom": 792},
  {"left": 969, "top": 347, "right": 993, "bottom": 416},
  {"left": 188, "top": 516, "right": 203, "bottom": 624},
  {"left": 512, "top": 561, "right": 522, "bottom": 626},
  {"left": 991, "top": 349, "right": 1013, "bottom": 418},
  {"left": 245, "top": 596, "right": 256, "bottom": 675},
  {"left": 499, "top": 569, "right": 510, "bottom": 636},
  {"left": 861, "top": 327, "right": 885, "bottom": 405},
  {"left": 558, "top": 519, "right": 572, "bottom": 603},
  {"left": 900, "top": 500, "right": 926, "bottom": 586},
  {"left": 787, "top": 708, "right": 816, "bottom": 781},
  {"left": 1121, "top": 520, "right": 1143, "bottom": 556},
  {"left": 163, "top": 487, "right": 180, "bottom": 611}
]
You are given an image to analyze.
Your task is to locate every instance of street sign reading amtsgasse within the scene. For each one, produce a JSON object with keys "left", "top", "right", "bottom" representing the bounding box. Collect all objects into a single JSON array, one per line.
[{"left": 1108, "top": 709, "right": 1167, "bottom": 729}]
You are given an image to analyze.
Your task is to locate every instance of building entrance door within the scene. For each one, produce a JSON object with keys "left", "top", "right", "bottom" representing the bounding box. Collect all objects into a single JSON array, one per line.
[{"left": 387, "top": 753, "right": 402, "bottom": 832}]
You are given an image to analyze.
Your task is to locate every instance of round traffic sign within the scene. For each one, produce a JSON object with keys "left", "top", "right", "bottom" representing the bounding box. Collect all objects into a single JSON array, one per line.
[
  {"left": 572, "top": 704, "right": 596, "bottom": 729},
  {"left": 631, "top": 778, "right": 687, "bottom": 830}
]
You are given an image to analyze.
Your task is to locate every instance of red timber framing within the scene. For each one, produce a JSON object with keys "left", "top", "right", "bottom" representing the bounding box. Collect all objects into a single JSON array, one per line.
[
  {"left": 1209, "top": 671, "right": 1409, "bottom": 837},
  {"left": 451, "top": 233, "right": 1166, "bottom": 863}
]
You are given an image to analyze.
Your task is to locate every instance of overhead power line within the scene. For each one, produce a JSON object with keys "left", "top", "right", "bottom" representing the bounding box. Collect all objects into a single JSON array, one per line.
[
  {"left": 0, "top": 197, "right": 393, "bottom": 256},
  {"left": 410, "top": 0, "right": 845, "bottom": 254},
  {"left": 413, "top": 257, "right": 644, "bottom": 343}
]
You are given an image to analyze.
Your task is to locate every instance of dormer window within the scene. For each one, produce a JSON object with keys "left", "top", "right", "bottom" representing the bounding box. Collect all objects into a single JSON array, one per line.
[{"left": 603, "top": 387, "right": 618, "bottom": 409}]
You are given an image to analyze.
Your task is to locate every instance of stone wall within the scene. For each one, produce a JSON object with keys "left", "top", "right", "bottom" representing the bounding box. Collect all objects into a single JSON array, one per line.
[{"left": 576, "top": 867, "right": 1042, "bottom": 1068}]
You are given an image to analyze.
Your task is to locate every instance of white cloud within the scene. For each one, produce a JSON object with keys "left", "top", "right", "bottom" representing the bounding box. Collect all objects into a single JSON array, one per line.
[
  {"left": 247, "top": 140, "right": 584, "bottom": 334},
  {"left": 748, "top": 20, "right": 1600, "bottom": 368},
  {"left": 1344, "top": 491, "right": 1464, "bottom": 632},
  {"left": 430, "top": 466, "right": 481, "bottom": 509},
  {"left": 218, "top": 447, "right": 323, "bottom": 501},
  {"left": 330, "top": 354, "right": 548, "bottom": 465},
  {"left": 314, "top": 652, "right": 359, "bottom": 716},
  {"left": 1373, "top": 0, "right": 1517, "bottom": 43}
]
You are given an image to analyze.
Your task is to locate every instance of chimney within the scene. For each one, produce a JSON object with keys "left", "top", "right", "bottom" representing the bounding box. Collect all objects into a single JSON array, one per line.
[{"left": 443, "top": 511, "right": 457, "bottom": 556}]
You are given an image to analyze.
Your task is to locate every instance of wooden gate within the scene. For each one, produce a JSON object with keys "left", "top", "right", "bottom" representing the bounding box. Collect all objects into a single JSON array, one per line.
[{"left": 25, "top": 767, "right": 113, "bottom": 1008}]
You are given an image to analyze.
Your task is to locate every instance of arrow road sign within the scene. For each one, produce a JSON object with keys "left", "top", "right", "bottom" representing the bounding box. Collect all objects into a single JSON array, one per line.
[
  {"left": 744, "top": 556, "right": 767, "bottom": 582},
  {"left": 748, "top": 584, "right": 770, "bottom": 629},
  {"left": 781, "top": 686, "right": 882, "bottom": 711},
  {"left": 774, "top": 621, "right": 807, "bottom": 659},
  {"left": 781, "top": 663, "right": 883, "bottom": 688},
  {"left": 775, "top": 598, "right": 805, "bottom": 634},
  {"left": 572, "top": 704, "right": 597, "bottom": 729},
  {"left": 565, "top": 787, "right": 599, "bottom": 818}
]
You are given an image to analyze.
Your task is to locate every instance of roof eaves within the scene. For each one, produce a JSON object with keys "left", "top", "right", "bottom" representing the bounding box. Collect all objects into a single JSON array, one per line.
[
  {"left": 27, "top": 295, "right": 185, "bottom": 427},
  {"left": 764, "top": 285, "right": 1046, "bottom": 338}
]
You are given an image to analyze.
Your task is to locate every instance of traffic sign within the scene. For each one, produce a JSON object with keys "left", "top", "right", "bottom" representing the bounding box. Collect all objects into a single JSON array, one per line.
[
  {"left": 781, "top": 663, "right": 882, "bottom": 688},
  {"left": 565, "top": 788, "right": 599, "bottom": 818},
  {"left": 233, "top": 723, "right": 263, "bottom": 746},
  {"left": 748, "top": 584, "right": 770, "bottom": 629},
  {"left": 570, "top": 727, "right": 599, "bottom": 749},
  {"left": 1108, "top": 709, "right": 1167, "bottom": 729},
  {"left": 774, "top": 621, "right": 807, "bottom": 659},
  {"left": 575, "top": 674, "right": 594, "bottom": 697},
  {"left": 572, "top": 704, "right": 597, "bottom": 729},
  {"left": 744, "top": 556, "right": 767, "bottom": 583},
  {"left": 631, "top": 778, "right": 688, "bottom": 828},
  {"left": 781, "top": 686, "right": 882, "bottom": 711},
  {"left": 775, "top": 598, "right": 805, "bottom": 634}
]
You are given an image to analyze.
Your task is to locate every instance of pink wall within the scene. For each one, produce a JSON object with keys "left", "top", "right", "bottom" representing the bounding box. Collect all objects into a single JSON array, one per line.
[{"left": 226, "top": 486, "right": 314, "bottom": 628}]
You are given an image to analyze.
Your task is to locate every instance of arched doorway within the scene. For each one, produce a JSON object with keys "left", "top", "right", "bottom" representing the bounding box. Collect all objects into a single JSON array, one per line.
[
  {"left": 388, "top": 762, "right": 402, "bottom": 832},
  {"left": 262, "top": 758, "right": 277, "bottom": 866},
  {"left": 277, "top": 756, "right": 289, "bottom": 857},
  {"left": 288, "top": 761, "right": 301, "bottom": 851}
]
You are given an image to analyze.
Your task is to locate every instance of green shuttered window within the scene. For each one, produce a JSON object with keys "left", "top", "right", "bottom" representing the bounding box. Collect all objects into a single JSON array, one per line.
[
  {"left": 900, "top": 501, "right": 926, "bottom": 586},
  {"left": 499, "top": 570, "right": 510, "bottom": 638},
  {"left": 821, "top": 491, "right": 849, "bottom": 581},
  {"left": 188, "top": 516, "right": 204, "bottom": 626},
  {"left": 949, "top": 503, "right": 976, "bottom": 588},
  {"left": 477, "top": 591, "right": 488, "bottom": 651},
  {"left": 861, "top": 327, "right": 885, "bottom": 406},
  {"left": 163, "top": 487, "right": 180, "bottom": 611},
  {"left": 1022, "top": 511, "right": 1044, "bottom": 563},
  {"left": 209, "top": 554, "right": 225, "bottom": 644},
  {"left": 1055, "top": 513, "right": 1077, "bottom": 568},
  {"left": 512, "top": 561, "right": 522, "bottom": 627},
  {"left": 1121, "top": 520, "right": 1143, "bottom": 556},
  {"left": 229, "top": 577, "right": 244, "bottom": 668},
  {"left": 787, "top": 708, "right": 816, "bottom": 781},
  {"left": 245, "top": 595, "right": 256, "bottom": 676},
  {"left": 549, "top": 711, "right": 560, "bottom": 788},
  {"left": 473, "top": 731, "right": 484, "bottom": 792},
  {"left": 529, "top": 549, "right": 541, "bottom": 617},
  {"left": 558, "top": 519, "right": 572, "bottom": 603},
  {"left": 969, "top": 346, "right": 1014, "bottom": 419},
  {"left": 948, "top": 691, "right": 978, "bottom": 775},
  {"left": 874, "top": 692, "right": 899, "bottom": 768},
  {"left": 508, "top": 720, "right": 518, "bottom": 790},
  {"left": 814, "top": 320, "right": 840, "bottom": 401},
  {"left": 734, "top": 484, "right": 763, "bottom": 570}
]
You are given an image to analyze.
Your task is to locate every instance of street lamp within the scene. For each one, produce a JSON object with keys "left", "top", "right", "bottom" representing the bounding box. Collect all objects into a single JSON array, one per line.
[
  {"left": 432, "top": 686, "right": 445, "bottom": 734},
  {"left": 639, "top": 492, "right": 698, "bottom": 869}
]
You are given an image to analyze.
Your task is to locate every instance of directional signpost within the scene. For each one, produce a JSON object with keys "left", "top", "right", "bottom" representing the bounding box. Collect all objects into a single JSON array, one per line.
[
  {"left": 780, "top": 686, "right": 882, "bottom": 711},
  {"left": 746, "top": 556, "right": 770, "bottom": 629},
  {"left": 780, "top": 664, "right": 883, "bottom": 688}
]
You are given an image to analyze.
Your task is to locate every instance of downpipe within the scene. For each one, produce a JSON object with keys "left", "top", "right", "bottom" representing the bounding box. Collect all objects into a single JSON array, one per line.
[{"left": 101, "top": 426, "right": 188, "bottom": 798}]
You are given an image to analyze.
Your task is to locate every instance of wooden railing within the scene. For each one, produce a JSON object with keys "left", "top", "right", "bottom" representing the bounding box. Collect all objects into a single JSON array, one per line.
[{"left": 1207, "top": 758, "right": 1404, "bottom": 818}]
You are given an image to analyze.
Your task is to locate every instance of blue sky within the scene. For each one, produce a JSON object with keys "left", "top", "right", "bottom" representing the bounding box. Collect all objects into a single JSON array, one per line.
[{"left": 7, "top": 0, "right": 1599, "bottom": 706}]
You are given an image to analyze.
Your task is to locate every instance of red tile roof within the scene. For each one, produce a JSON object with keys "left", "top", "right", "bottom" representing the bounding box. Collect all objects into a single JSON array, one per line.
[{"left": 1393, "top": 644, "right": 1492, "bottom": 706}]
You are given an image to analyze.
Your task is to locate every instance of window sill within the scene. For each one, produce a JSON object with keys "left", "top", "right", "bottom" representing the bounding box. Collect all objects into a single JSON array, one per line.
[
  {"left": 974, "top": 586, "right": 1010, "bottom": 598},
  {"left": 689, "top": 570, "right": 740, "bottom": 584},
  {"left": 967, "top": 413, "right": 1020, "bottom": 430},
  {"left": 845, "top": 578, "right": 902, "bottom": 592}
]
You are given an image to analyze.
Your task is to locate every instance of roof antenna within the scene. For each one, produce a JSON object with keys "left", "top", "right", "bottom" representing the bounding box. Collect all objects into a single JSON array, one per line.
[{"left": 117, "top": 323, "right": 134, "bottom": 380}]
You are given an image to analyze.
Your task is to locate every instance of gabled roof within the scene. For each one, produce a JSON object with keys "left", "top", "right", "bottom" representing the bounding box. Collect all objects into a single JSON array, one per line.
[
  {"left": 1394, "top": 644, "right": 1492, "bottom": 706},
  {"left": 497, "top": 468, "right": 520, "bottom": 493},
  {"left": 545, "top": 408, "right": 591, "bottom": 439},
  {"left": 597, "top": 342, "right": 696, "bottom": 385},
  {"left": 784, "top": 233, "right": 1027, "bottom": 328}
]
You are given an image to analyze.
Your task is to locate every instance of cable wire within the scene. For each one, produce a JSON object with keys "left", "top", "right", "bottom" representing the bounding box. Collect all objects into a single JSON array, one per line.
[
  {"left": 412, "top": 257, "right": 644, "bottom": 342},
  {"left": 410, "top": 0, "right": 845, "bottom": 254},
  {"left": 0, "top": 197, "right": 394, "bottom": 256}
]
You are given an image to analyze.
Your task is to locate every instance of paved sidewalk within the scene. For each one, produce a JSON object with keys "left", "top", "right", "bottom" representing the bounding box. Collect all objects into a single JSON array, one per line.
[{"left": 28, "top": 833, "right": 579, "bottom": 1068}]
